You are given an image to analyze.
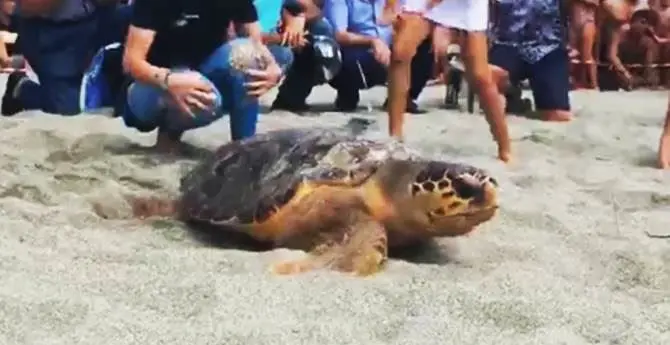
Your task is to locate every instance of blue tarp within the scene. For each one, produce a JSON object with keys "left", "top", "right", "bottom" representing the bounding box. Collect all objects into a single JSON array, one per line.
[{"left": 255, "top": 0, "right": 283, "bottom": 33}]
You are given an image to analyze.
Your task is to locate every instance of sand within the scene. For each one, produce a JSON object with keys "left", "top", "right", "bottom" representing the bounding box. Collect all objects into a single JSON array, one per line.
[{"left": 0, "top": 82, "right": 669, "bottom": 345}]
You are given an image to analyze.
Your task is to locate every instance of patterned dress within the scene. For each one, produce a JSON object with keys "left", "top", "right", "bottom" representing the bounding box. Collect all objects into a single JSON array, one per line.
[
  {"left": 402, "top": 0, "right": 490, "bottom": 32},
  {"left": 490, "top": 0, "right": 567, "bottom": 64}
]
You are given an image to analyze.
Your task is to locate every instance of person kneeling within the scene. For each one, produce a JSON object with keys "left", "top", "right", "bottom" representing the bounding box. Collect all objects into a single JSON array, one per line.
[
  {"left": 122, "top": 0, "right": 292, "bottom": 152},
  {"left": 488, "top": 0, "right": 573, "bottom": 123},
  {"left": 270, "top": 0, "right": 342, "bottom": 113},
  {"left": 324, "top": 0, "right": 433, "bottom": 113}
]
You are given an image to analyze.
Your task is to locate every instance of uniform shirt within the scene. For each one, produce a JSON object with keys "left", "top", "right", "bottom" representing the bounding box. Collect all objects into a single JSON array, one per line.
[
  {"left": 490, "top": 0, "right": 566, "bottom": 64},
  {"left": 132, "top": 0, "right": 258, "bottom": 68},
  {"left": 324, "top": 0, "right": 393, "bottom": 45},
  {"left": 17, "top": 0, "right": 95, "bottom": 21}
]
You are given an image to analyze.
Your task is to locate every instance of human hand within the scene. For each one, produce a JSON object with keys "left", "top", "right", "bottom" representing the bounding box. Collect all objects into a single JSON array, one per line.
[
  {"left": 0, "top": 55, "right": 11, "bottom": 69},
  {"left": 280, "top": 12, "right": 307, "bottom": 47},
  {"left": 371, "top": 38, "right": 391, "bottom": 66},
  {"left": 245, "top": 63, "right": 283, "bottom": 97},
  {"left": 165, "top": 71, "right": 216, "bottom": 117},
  {"left": 658, "top": 133, "right": 670, "bottom": 169},
  {"left": 378, "top": 0, "right": 399, "bottom": 25}
]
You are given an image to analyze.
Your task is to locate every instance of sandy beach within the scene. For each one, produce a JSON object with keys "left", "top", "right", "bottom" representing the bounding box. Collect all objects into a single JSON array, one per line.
[{"left": 0, "top": 81, "right": 668, "bottom": 344}]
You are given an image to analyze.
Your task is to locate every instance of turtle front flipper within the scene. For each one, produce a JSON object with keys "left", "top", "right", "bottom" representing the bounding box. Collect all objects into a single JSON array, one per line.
[{"left": 271, "top": 211, "right": 388, "bottom": 276}]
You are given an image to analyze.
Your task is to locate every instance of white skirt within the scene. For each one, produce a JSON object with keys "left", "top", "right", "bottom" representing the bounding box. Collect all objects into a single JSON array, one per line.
[{"left": 402, "top": 0, "right": 489, "bottom": 32}]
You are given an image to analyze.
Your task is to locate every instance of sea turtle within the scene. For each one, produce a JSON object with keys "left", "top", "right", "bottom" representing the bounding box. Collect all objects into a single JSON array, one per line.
[{"left": 128, "top": 128, "right": 499, "bottom": 276}]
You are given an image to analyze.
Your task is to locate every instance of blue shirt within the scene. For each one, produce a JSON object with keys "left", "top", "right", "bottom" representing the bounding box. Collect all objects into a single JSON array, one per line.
[
  {"left": 323, "top": 0, "right": 393, "bottom": 45},
  {"left": 254, "top": 0, "right": 284, "bottom": 33},
  {"left": 491, "top": 0, "right": 566, "bottom": 64}
]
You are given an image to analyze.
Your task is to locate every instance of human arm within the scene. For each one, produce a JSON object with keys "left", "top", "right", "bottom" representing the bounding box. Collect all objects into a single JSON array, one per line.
[
  {"left": 0, "top": 31, "right": 9, "bottom": 67},
  {"left": 606, "top": 23, "right": 632, "bottom": 85},
  {"left": 121, "top": 0, "right": 170, "bottom": 88},
  {"left": 122, "top": 0, "right": 214, "bottom": 114},
  {"left": 325, "top": 0, "right": 374, "bottom": 46},
  {"left": 278, "top": 7, "right": 308, "bottom": 47},
  {"left": 300, "top": 0, "right": 322, "bottom": 21},
  {"left": 285, "top": 0, "right": 321, "bottom": 22},
  {"left": 235, "top": 0, "right": 284, "bottom": 96}
]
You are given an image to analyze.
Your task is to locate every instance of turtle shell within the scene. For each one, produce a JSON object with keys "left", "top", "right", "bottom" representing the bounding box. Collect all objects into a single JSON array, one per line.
[{"left": 178, "top": 128, "right": 417, "bottom": 227}]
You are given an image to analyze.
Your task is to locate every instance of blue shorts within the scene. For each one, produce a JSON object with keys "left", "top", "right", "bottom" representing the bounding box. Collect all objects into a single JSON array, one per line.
[{"left": 489, "top": 45, "right": 571, "bottom": 111}]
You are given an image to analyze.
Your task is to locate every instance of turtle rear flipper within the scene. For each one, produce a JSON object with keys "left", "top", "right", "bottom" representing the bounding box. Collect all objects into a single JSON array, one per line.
[
  {"left": 271, "top": 211, "right": 388, "bottom": 276},
  {"left": 127, "top": 196, "right": 180, "bottom": 220}
]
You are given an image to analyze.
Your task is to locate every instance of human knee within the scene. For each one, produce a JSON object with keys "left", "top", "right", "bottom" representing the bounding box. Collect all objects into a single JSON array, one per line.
[
  {"left": 126, "top": 73, "right": 222, "bottom": 127},
  {"left": 490, "top": 65, "right": 510, "bottom": 93},
  {"left": 467, "top": 64, "right": 495, "bottom": 90},
  {"left": 391, "top": 41, "right": 417, "bottom": 64}
]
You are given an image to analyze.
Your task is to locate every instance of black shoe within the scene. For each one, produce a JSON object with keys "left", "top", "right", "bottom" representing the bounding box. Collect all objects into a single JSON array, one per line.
[
  {"left": 271, "top": 99, "right": 311, "bottom": 113},
  {"left": 2, "top": 71, "right": 27, "bottom": 116},
  {"left": 382, "top": 99, "right": 427, "bottom": 114},
  {"left": 406, "top": 100, "right": 427, "bottom": 114},
  {"left": 506, "top": 97, "right": 533, "bottom": 115},
  {"left": 335, "top": 91, "right": 360, "bottom": 112}
]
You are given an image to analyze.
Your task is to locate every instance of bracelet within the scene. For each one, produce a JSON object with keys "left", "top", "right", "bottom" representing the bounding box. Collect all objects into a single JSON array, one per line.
[{"left": 161, "top": 70, "right": 172, "bottom": 91}]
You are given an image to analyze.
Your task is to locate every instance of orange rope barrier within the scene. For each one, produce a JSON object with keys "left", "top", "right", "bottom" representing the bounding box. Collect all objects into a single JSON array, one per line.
[{"left": 570, "top": 60, "right": 670, "bottom": 68}]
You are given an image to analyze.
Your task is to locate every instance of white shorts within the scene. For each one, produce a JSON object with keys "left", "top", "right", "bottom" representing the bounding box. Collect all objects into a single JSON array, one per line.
[{"left": 402, "top": 0, "right": 489, "bottom": 32}]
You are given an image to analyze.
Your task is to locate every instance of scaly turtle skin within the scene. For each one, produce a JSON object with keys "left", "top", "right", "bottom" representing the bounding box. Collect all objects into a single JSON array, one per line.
[{"left": 130, "top": 128, "right": 499, "bottom": 276}]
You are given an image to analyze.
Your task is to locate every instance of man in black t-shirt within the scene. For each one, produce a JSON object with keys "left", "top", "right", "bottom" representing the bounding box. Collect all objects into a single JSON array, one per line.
[{"left": 122, "top": 0, "right": 292, "bottom": 152}]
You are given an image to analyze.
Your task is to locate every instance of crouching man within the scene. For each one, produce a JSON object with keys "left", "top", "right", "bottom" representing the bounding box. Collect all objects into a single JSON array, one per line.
[
  {"left": 324, "top": 0, "right": 433, "bottom": 113},
  {"left": 1, "top": 0, "right": 131, "bottom": 116},
  {"left": 270, "top": 0, "right": 343, "bottom": 112},
  {"left": 122, "top": 0, "right": 293, "bottom": 152}
]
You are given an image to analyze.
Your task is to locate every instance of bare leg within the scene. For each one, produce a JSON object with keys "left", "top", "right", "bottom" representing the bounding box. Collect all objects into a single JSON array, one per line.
[
  {"left": 387, "top": 13, "right": 432, "bottom": 140},
  {"left": 154, "top": 130, "right": 183, "bottom": 154},
  {"left": 642, "top": 37, "right": 660, "bottom": 88},
  {"left": 658, "top": 95, "right": 670, "bottom": 169},
  {"left": 461, "top": 31, "right": 511, "bottom": 163},
  {"left": 272, "top": 211, "right": 388, "bottom": 276},
  {"left": 581, "top": 21, "right": 598, "bottom": 89}
]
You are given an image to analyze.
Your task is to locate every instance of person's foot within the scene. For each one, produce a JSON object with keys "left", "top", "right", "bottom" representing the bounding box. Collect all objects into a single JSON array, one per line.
[
  {"left": 271, "top": 99, "right": 311, "bottom": 113},
  {"left": 1, "top": 71, "right": 27, "bottom": 116},
  {"left": 505, "top": 97, "right": 533, "bottom": 115},
  {"left": 498, "top": 148, "right": 512, "bottom": 163},
  {"left": 540, "top": 110, "right": 572, "bottom": 122},
  {"left": 335, "top": 91, "right": 360, "bottom": 112},
  {"left": 406, "top": 100, "right": 427, "bottom": 114},
  {"left": 382, "top": 99, "right": 428, "bottom": 114},
  {"left": 153, "top": 130, "right": 184, "bottom": 154},
  {"left": 658, "top": 133, "right": 670, "bottom": 169}
]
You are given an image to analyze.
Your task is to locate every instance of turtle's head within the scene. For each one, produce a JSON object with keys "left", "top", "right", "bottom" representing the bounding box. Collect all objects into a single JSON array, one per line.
[{"left": 392, "top": 160, "right": 499, "bottom": 237}]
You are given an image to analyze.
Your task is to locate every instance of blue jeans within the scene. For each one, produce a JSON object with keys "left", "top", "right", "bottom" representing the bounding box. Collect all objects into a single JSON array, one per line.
[
  {"left": 489, "top": 45, "right": 571, "bottom": 111},
  {"left": 123, "top": 39, "right": 293, "bottom": 141},
  {"left": 15, "top": 5, "right": 132, "bottom": 115}
]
